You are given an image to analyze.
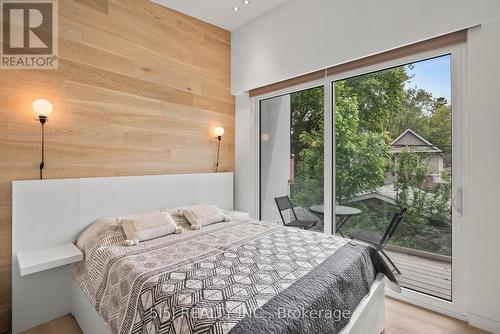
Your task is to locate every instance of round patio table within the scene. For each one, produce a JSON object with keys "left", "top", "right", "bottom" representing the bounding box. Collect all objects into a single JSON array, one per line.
[{"left": 308, "top": 205, "right": 361, "bottom": 237}]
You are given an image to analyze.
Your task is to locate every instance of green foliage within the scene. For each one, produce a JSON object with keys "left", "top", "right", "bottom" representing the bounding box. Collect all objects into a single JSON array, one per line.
[
  {"left": 393, "top": 149, "right": 433, "bottom": 225},
  {"left": 390, "top": 87, "right": 434, "bottom": 138},
  {"left": 427, "top": 103, "right": 452, "bottom": 154},
  {"left": 392, "top": 149, "right": 451, "bottom": 226},
  {"left": 290, "top": 87, "right": 325, "bottom": 207},
  {"left": 291, "top": 125, "right": 324, "bottom": 207},
  {"left": 341, "top": 198, "right": 452, "bottom": 256},
  {"left": 389, "top": 88, "right": 452, "bottom": 154},
  {"left": 290, "top": 86, "right": 324, "bottom": 149},
  {"left": 344, "top": 67, "right": 409, "bottom": 133},
  {"left": 288, "top": 57, "right": 453, "bottom": 255},
  {"left": 335, "top": 81, "right": 392, "bottom": 203},
  {"left": 429, "top": 169, "right": 452, "bottom": 223}
]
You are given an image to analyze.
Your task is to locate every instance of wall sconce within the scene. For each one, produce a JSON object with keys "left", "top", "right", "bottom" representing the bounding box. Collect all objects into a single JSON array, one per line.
[
  {"left": 32, "top": 99, "right": 53, "bottom": 180},
  {"left": 215, "top": 127, "right": 224, "bottom": 172}
]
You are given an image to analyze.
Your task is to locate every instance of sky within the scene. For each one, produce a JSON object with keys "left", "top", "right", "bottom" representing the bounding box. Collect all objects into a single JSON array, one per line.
[{"left": 404, "top": 54, "right": 451, "bottom": 102}]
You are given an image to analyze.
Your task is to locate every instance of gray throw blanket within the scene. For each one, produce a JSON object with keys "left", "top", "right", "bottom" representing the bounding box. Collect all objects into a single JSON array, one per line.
[{"left": 229, "top": 243, "right": 397, "bottom": 334}]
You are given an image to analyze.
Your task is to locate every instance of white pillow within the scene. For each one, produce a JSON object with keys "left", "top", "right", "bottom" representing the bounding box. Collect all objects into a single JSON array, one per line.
[
  {"left": 182, "top": 204, "right": 229, "bottom": 229},
  {"left": 76, "top": 210, "right": 161, "bottom": 250},
  {"left": 121, "top": 211, "right": 180, "bottom": 242},
  {"left": 164, "top": 207, "right": 188, "bottom": 224}
]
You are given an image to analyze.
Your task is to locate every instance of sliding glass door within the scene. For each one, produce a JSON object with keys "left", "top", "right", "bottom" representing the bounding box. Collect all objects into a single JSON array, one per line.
[
  {"left": 333, "top": 54, "right": 454, "bottom": 301},
  {"left": 256, "top": 44, "right": 465, "bottom": 316},
  {"left": 260, "top": 86, "right": 325, "bottom": 232},
  {"left": 328, "top": 44, "right": 467, "bottom": 317}
]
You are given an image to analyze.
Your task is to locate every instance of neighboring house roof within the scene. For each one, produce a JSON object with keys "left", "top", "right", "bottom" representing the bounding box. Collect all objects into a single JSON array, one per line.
[{"left": 390, "top": 129, "right": 443, "bottom": 154}]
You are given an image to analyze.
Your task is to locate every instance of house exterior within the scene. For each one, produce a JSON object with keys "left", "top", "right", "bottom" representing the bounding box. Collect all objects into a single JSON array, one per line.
[{"left": 390, "top": 129, "right": 444, "bottom": 184}]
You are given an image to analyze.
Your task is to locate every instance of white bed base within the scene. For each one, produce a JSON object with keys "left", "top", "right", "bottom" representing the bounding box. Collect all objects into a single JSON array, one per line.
[
  {"left": 12, "top": 172, "right": 385, "bottom": 334},
  {"left": 340, "top": 275, "right": 386, "bottom": 334},
  {"left": 69, "top": 274, "right": 385, "bottom": 334},
  {"left": 70, "top": 278, "right": 110, "bottom": 334},
  {"left": 12, "top": 173, "right": 234, "bottom": 333}
]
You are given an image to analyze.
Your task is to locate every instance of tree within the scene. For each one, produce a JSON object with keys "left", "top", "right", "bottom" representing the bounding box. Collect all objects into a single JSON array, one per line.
[
  {"left": 335, "top": 81, "right": 391, "bottom": 203},
  {"left": 291, "top": 124, "right": 324, "bottom": 207},
  {"left": 344, "top": 67, "right": 409, "bottom": 133},
  {"left": 289, "top": 60, "right": 452, "bottom": 213},
  {"left": 290, "top": 87, "right": 324, "bottom": 159},
  {"left": 290, "top": 81, "right": 393, "bottom": 206},
  {"left": 392, "top": 148, "right": 451, "bottom": 226},
  {"left": 427, "top": 103, "right": 452, "bottom": 154},
  {"left": 290, "top": 87, "right": 325, "bottom": 207},
  {"left": 389, "top": 87, "right": 434, "bottom": 138}
]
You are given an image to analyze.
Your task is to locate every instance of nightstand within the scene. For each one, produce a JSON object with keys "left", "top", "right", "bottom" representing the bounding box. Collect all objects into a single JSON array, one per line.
[{"left": 17, "top": 243, "right": 83, "bottom": 277}]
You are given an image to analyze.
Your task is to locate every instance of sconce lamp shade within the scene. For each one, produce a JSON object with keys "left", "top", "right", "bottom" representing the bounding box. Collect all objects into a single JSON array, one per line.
[
  {"left": 32, "top": 99, "right": 53, "bottom": 117},
  {"left": 215, "top": 126, "right": 225, "bottom": 137},
  {"left": 33, "top": 99, "right": 52, "bottom": 179}
]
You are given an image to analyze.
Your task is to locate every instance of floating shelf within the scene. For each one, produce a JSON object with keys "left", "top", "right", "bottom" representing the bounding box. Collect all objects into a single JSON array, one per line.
[{"left": 17, "top": 243, "right": 83, "bottom": 277}]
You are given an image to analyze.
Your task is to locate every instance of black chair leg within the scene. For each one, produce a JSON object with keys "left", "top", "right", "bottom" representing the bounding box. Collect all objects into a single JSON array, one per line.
[
  {"left": 300, "top": 220, "right": 317, "bottom": 231},
  {"left": 335, "top": 216, "right": 349, "bottom": 237},
  {"left": 380, "top": 249, "right": 402, "bottom": 275}
]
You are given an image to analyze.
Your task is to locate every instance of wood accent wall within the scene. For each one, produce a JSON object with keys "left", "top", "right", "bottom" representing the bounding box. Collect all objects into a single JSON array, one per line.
[{"left": 0, "top": 0, "right": 234, "bottom": 331}]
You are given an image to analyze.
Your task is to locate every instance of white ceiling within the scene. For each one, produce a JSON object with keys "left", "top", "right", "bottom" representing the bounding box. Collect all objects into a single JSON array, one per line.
[{"left": 152, "top": 0, "right": 290, "bottom": 31}]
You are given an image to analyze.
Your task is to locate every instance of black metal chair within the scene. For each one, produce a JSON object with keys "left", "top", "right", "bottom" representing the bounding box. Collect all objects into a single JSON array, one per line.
[
  {"left": 274, "top": 196, "right": 317, "bottom": 230},
  {"left": 349, "top": 208, "right": 407, "bottom": 275}
]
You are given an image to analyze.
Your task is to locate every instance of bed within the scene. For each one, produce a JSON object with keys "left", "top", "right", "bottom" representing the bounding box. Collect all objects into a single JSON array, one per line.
[
  {"left": 12, "top": 173, "right": 398, "bottom": 334},
  {"left": 72, "top": 213, "right": 398, "bottom": 334}
]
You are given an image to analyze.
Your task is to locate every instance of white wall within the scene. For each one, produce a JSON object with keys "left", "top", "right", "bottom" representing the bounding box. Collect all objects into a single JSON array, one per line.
[
  {"left": 234, "top": 94, "right": 257, "bottom": 217},
  {"left": 467, "top": 19, "right": 500, "bottom": 333},
  {"left": 232, "top": 0, "right": 500, "bottom": 94},
  {"left": 232, "top": 1, "right": 500, "bottom": 331}
]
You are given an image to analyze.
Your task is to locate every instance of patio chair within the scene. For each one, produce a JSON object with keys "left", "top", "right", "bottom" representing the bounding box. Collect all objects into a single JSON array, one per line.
[
  {"left": 274, "top": 196, "right": 317, "bottom": 230},
  {"left": 349, "top": 207, "right": 407, "bottom": 275}
]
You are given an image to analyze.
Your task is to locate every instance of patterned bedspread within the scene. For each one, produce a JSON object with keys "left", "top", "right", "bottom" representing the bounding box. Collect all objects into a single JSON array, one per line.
[{"left": 73, "top": 216, "right": 396, "bottom": 334}]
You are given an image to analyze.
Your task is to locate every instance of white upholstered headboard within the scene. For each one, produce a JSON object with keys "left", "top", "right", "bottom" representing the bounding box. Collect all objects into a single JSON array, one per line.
[{"left": 11, "top": 172, "right": 233, "bottom": 333}]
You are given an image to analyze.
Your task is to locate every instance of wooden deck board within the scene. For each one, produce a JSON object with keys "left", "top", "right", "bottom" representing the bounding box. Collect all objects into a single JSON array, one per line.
[
  {"left": 285, "top": 226, "right": 452, "bottom": 301},
  {"left": 386, "top": 249, "right": 452, "bottom": 301}
]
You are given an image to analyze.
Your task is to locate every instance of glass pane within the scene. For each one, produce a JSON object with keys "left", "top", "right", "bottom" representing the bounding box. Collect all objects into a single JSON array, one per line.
[
  {"left": 260, "top": 94, "right": 291, "bottom": 224},
  {"left": 334, "top": 55, "right": 452, "bottom": 301},
  {"left": 260, "top": 87, "right": 325, "bottom": 233},
  {"left": 290, "top": 87, "right": 325, "bottom": 231}
]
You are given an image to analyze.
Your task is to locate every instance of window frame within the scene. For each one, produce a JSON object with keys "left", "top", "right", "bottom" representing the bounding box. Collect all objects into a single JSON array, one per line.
[{"left": 249, "top": 41, "right": 468, "bottom": 319}]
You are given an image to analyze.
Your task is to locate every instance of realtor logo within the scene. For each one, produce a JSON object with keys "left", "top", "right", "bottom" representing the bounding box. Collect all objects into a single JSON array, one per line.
[{"left": 1, "top": 0, "right": 58, "bottom": 69}]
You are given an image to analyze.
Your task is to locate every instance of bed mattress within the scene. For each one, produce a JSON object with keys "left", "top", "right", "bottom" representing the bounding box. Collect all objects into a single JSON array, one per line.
[{"left": 73, "top": 216, "right": 397, "bottom": 334}]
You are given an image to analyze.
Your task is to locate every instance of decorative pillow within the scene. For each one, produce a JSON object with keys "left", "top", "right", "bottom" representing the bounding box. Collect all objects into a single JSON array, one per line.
[
  {"left": 75, "top": 217, "right": 120, "bottom": 251},
  {"left": 164, "top": 207, "right": 189, "bottom": 224},
  {"left": 76, "top": 210, "right": 162, "bottom": 250},
  {"left": 182, "top": 204, "right": 229, "bottom": 229},
  {"left": 121, "top": 211, "right": 181, "bottom": 242}
]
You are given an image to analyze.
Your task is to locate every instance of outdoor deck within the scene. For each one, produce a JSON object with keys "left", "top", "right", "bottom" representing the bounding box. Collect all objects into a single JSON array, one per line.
[
  {"left": 386, "top": 249, "right": 452, "bottom": 300},
  {"left": 303, "top": 222, "right": 451, "bottom": 300}
]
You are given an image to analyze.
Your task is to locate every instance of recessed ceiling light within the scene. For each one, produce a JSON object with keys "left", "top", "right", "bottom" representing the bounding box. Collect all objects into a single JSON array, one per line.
[
  {"left": 243, "top": 0, "right": 251, "bottom": 5},
  {"left": 233, "top": 6, "right": 239, "bottom": 12}
]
